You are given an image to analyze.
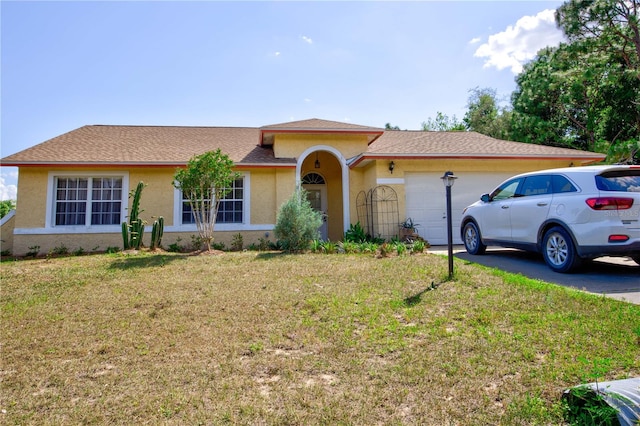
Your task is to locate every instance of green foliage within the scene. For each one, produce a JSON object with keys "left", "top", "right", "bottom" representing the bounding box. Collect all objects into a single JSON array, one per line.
[
  {"left": 150, "top": 216, "right": 164, "bottom": 250},
  {"left": 338, "top": 241, "right": 360, "bottom": 254},
  {"left": 394, "top": 241, "right": 407, "bottom": 256},
  {"left": 167, "top": 238, "right": 183, "bottom": 253},
  {"left": 562, "top": 386, "right": 619, "bottom": 426},
  {"left": 320, "top": 240, "right": 338, "bottom": 254},
  {"left": 231, "top": 233, "right": 243, "bottom": 251},
  {"left": 411, "top": 240, "right": 427, "bottom": 254},
  {"left": 122, "top": 181, "right": 146, "bottom": 250},
  {"left": 0, "top": 200, "right": 16, "bottom": 219},
  {"left": 421, "top": 112, "right": 466, "bottom": 131},
  {"left": 511, "top": 0, "right": 640, "bottom": 163},
  {"left": 173, "top": 150, "right": 240, "bottom": 251},
  {"left": 310, "top": 239, "right": 323, "bottom": 253},
  {"left": 50, "top": 244, "right": 69, "bottom": 256},
  {"left": 105, "top": 246, "right": 121, "bottom": 254},
  {"left": 73, "top": 247, "right": 85, "bottom": 256},
  {"left": 463, "top": 87, "right": 512, "bottom": 139},
  {"left": 344, "top": 221, "right": 367, "bottom": 243},
  {"left": 274, "top": 188, "right": 323, "bottom": 252}
]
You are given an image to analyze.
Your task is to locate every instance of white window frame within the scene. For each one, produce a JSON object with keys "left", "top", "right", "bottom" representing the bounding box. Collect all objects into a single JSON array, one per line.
[
  {"left": 172, "top": 172, "right": 257, "bottom": 232},
  {"left": 45, "top": 171, "right": 129, "bottom": 232}
]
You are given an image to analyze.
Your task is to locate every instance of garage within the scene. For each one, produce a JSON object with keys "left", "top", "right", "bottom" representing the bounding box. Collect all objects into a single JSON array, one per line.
[{"left": 405, "top": 172, "right": 514, "bottom": 245}]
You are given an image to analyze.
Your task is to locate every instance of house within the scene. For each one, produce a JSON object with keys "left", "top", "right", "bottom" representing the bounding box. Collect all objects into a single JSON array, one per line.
[{"left": 0, "top": 118, "right": 605, "bottom": 255}]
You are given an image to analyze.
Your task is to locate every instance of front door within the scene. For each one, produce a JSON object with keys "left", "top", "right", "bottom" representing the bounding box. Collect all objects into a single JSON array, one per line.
[{"left": 304, "top": 184, "right": 328, "bottom": 240}]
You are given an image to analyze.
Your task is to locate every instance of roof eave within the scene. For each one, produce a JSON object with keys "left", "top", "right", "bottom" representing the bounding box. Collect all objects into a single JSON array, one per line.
[{"left": 348, "top": 153, "right": 606, "bottom": 168}]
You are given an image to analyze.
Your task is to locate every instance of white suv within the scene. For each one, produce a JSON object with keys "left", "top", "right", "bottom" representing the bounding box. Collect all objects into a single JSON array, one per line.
[{"left": 460, "top": 165, "right": 640, "bottom": 273}]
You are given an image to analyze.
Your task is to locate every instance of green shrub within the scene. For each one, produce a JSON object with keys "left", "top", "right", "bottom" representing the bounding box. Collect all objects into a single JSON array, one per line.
[
  {"left": 394, "top": 241, "right": 407, "bottom": 256},
  {"left": 310, "top": 239, "right": 323, "bottom": 253},
  {"left": 231, "top": 233, "right": 243, "bottom": 251},
  {"left": 51, "top": 244, "right": 69, "bottom": 256},
  {"left": 26, "top": 245, "right": 40, "bottom": 257},
  {"left": 274, "top": 188, "right": 322, "bottom": 252},
  {"left": 339, "top": 241, "right": 360, "bottom": 254},
  {"left": 411, "top": 240, "right": 427, "bottom": 254},
  {"left": 345, "top": 222, "right": 367, "bottom": 243},
  {"left": 320, "top": 240, "right": 338, "bottom": 254}
]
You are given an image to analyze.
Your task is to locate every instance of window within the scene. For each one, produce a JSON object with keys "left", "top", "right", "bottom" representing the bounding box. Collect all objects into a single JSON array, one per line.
[
  {"left": 596, "top": 170, "right": 640, "bottom": 192},
  {"left": 552, "top": 175, "right": 577, "bottom": 193},
  {"left": 490, "top": 179, "right": 522, "bottom": 201},
  {"left": 520, "top": 175, "right": 552, "bottom": 196},
  {"left": 182, "top": 178, "right": 244, "bottom": 224},
  {"left": 54, "top": 177, "right": 123, "bottom": 226}
]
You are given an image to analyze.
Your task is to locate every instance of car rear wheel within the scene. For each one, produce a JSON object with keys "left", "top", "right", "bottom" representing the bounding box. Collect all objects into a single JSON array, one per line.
[
  {"left": 463, "top": 221, "right": 486, "bottom": 255},
  {"left": 542, "top": 226, "right": 581, "bottom": 273}
]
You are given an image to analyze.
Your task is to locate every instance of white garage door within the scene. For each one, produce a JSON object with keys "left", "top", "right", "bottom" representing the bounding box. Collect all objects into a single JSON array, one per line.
[{"left": 405, "top": 172, "right": 514, "bottom": 245}]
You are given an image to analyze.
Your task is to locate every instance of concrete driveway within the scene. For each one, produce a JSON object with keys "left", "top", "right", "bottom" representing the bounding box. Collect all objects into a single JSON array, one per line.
[{"left": 431, "top": 246, "right": 640, "bottom": 305}]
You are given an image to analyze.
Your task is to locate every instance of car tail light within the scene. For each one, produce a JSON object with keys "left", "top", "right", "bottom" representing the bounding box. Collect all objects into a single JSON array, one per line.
[
  {"left": 585, "top": 197, "right": 634, "bottom": 210},
  {"left": 608, "top": 235, "right": 629, "bottom": 243}
]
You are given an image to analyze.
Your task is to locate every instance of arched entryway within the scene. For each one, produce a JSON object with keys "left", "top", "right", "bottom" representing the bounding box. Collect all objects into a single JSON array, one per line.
[
  {"left": 296, "top": 146, "right": 349, "bottom": 241},
  {"left": 302, "top": 172, "right": 328, "bottom": 240}
]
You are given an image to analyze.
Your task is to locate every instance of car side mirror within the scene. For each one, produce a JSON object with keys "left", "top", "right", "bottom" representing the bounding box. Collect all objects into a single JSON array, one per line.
[{"left": 480, "top": 193, "right": 491, "bottom": 202}]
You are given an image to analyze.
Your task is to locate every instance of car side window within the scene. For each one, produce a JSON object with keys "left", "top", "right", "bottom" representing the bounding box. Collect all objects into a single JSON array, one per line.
[
  {"left": 520, "top": 175, "right": 552, "bottom": 196},
  {"left": 490, "top": 179, "right": 522, "bottom": 201},
  {"left": 552, "top": 175, "right": 577, "bottom": 193}
]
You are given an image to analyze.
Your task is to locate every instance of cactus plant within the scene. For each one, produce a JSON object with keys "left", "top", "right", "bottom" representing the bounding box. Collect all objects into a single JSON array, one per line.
[
  {"left": 121, "top": 181, "right": 146, "bottom": 250},
  {"left": 150, "top": 216, "right": 164, "bottom": 250}
]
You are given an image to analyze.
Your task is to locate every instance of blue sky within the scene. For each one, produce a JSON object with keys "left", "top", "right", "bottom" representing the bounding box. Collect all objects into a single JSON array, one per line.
[{"left": 0, "top": 0, "right": 566, "bottom": 201}]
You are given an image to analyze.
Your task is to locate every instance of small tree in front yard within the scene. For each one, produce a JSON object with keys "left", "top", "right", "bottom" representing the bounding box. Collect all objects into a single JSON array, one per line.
[
  {"left": 173, "top": 150, "right": 239, "bottom": 252},
  {"left": 274, "top": 188, "right": 323, "bottom": 252}
]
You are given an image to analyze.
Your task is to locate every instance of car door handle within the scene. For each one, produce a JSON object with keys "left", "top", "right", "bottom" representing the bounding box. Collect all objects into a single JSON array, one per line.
[
  {"left": 537, "top": 202, "right": 548, "bottom": 206},
  {"left": 501, "top": 205, "right": 509, "bottom": 209}
]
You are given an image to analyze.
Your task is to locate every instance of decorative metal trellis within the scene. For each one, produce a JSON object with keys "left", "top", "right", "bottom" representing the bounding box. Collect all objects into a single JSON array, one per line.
[{"left": 356, "top": 185, "right": 399, "bottom": 241}]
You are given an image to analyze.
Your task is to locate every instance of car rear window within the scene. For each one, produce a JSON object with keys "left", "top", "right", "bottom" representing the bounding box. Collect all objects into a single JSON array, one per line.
[
  {"left": 595, "top": 170, "right": 640, "bottom": 192},
  {"left": 552, "top": 175, "right": 577, "bottom": 193}
]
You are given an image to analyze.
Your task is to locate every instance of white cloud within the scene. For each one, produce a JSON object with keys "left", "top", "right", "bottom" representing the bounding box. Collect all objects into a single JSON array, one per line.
[
  {"left": 474, "top": 9, "right": 565, "bottom": 74},
  {"left": 469, "top": 37, "right": 481, "bottom": 45},
  {"left": 274, "top": 51, "right": 281, "bottom": 57},
  {"left": 0, "top": 176, "right": 17, "bottom": 201},
  {"left": 301, "top": 35, "right": 313, "bottom": 44}
]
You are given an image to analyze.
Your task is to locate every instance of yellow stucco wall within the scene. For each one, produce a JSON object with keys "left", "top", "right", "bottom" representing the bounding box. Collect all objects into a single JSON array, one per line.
[
  {"left": 10, "top": 165, "right": 299, "bottom": 255},
  {"left": 14, "top": 168, "right": 48, "bottom": 229},
  {"left": 129, "top": 168, "right": 176, "bottom": 225},
  {"left": 273, "top": 134, "right": 368, "bottom": 160},
  {"left": 8, "top": 151, "right": 579, "bottom": 255}
]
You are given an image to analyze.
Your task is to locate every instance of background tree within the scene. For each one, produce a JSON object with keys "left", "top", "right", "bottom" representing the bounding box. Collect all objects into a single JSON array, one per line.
[
  {"left": 385, "top": 123, "right": 401, "bottom": 130},
  {"left": 0, "top": 200, "right": 16, "bottom": 219},
  {"left": 463, "top": 87, "right": 512, "bottom": 139},
  {"left": 173, "top": 149, "right": 239, "bottom": 251},
  {"left": 511, "top": 0, "right": 639, "bottom": 163},
  {"left": 421, "top": 112, "right": 466, "bottom": 131},
  {"left": 556, "top": 0, "right": 640, "bottom": 77}
]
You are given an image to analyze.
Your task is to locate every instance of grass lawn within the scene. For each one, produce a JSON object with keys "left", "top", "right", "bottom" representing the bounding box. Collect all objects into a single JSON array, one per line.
[{"left": 1, "top": 250, "right": 638, "bottom": 425}]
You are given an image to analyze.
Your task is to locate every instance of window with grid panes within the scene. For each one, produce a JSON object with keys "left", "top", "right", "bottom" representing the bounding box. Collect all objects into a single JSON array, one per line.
[
  {"left": 55, "top": 177, "right": 122, "bottom": 226},
  {"left": 182, "top": 178, "right": 244, "bottom": 224}
]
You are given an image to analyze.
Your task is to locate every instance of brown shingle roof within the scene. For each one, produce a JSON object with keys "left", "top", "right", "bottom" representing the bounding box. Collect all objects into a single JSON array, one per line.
[
  {"left": 1, "top": 125, "right": 295, "bottom": 166},
  {"left": 260, "top": 118, "right": 383, "bottom": 132},
  {"left": 1, "top": 120, "right": 605, "bottom": 167},
  {"left": 356, "top": 130, "right": 605, "bottom": 163}
]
